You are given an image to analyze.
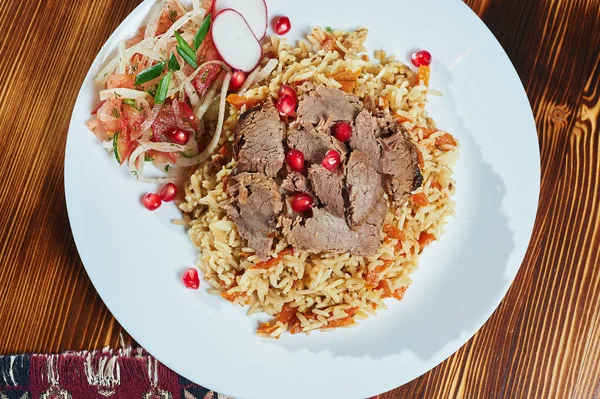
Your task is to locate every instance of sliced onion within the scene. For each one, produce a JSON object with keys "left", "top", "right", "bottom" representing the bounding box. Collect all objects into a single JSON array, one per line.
[
  {"left": 156, "top": 8, "right": 205, "bottom": 49},
  {"left": 195, "top": 72, "right": 225, "bottom": 120},
  {"left": 95, "top": 44, "right": 164, "bottom": 84},
  {"left": 176, "top": 72, "right": 231, "bottom": 167},
  {"left": 99, "top": 88, "right": 149, "bottom": 101},
  {"left": 174, "top": 70, "right": 200, "bottom": 109},
  {"left": 145, "top": 0, "right": 167, "bottom": 40},
  {"left": 238, "top": 58, "right": 277, "bottom": 95},
  {"left": 166, "top": 60, "right": 230, "bottom": 98},
  {"left": 118, "top": 41, "right": 127, "bottom": 74},
  {"left": 139, "top": 104, "right": 163, "bottom": 141},
  {"left": 128, "top": 141, "right": 192, "bottom": 176}
]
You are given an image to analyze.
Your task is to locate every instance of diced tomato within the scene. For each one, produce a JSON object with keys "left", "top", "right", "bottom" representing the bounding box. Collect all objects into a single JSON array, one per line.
[
  {"left": 250, "top": 248, "right": 295, "bottom": 270},
  {"left": 106, "top": 74, "right": 135, "bottom": 89},
  {"left": 96, "top": 98, "right": 123, "bottom": 133},
  {"left": 156, "top": 1, "right": 182, "bottom": 35},
  {"left": 193, "top": 64, "right": 222, "bottom": 97},
  {"left": 126, "top": 28, "right": 145, "bottom": 48},
  {"left": 418, "top": 232, "right": 436, "bottom": 248},
  {"left": 87, "top": 119, "right": 109, "bottom": 141},
  {"left": 152, "top": 100, "right": 195, "bottom": 142},
  {"left": 113, "top": 123, "right": 135, "bottom": 165},
  {"left": 411, "top": 192, "right": 430, "bottom": 207},
  {"left": 226, "top": 94, "right": 263, "bottom": 110},
  {"left": 435, "top": 133, "right": 458, "bottom": 150}
]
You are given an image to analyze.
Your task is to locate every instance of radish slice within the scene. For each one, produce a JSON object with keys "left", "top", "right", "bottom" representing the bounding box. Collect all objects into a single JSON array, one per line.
[
  {"left": 212, "top": 9, "right": 263, "bottom": 72},
  {"left": 213, "top": 0, "right": 268, "bottom": 40}
]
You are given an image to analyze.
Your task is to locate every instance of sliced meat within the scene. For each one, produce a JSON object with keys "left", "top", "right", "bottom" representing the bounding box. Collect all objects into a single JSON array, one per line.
[
  {"left": 281, "top": 172, "right": 310, "bottom": 194},
  {"left": 308, "top": 165, "right": 345, "bottom": 218},
  {"left": 379, "top": 133, "right": 423, "bottom": 202},
  {"left": 345, "top": 151, "right": 386, "bottom": 230},
  {"left": 287, "top": 126, "right": 347, "bottom": 164},
  {"left": 234, "top": 103, "right": 285, "bottom": 178},
  {"left": 298, "top": 86, "right": 362, "bottom": 126},
  {"left": 349, "top": 110, "right": 380, "bottom": 167},
  {"left": 226, "top": 172, "right": 283, "bottom": 260},
  {"left": 289, "top": 208, "right": 380, "bottom": 256},
  {"left": 374, "top": 110, "right": 404, "bottom": 138}
]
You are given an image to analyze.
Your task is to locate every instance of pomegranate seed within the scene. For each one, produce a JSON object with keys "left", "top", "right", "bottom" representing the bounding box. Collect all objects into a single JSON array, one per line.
[
  {"left": 321, "top": 149, "right": 341, "bottom": 170},
  {"left": 142, "top": 193, "right": 162, "bottom": 211},
  {"left": 274, "top": 16, "right": 291, "bottom": 35},
  {"left": 170, "top": 129, "right": 190, "bottom": 145},
  {"left": 159, "top": 183, "right": 177, "bottom": 202},
  {"left": 332, "top": 121, "right": 352, "bottom": 142},
  {"left": 278, "top": 85, "right": 296, "bottom": 99},
  {"left": 411, "top": 50, "right": 432, "bottom": 67},
  {"left": 230, "top": 70, "right": 246, "bottom": 91},
  {"left": 182, "top": 268, "right": 200, "bottom": 289},
  {"left": 291, "top": 193, "right": 313, "bottom": 213},
  {"left": 286, "top": 149, "right": 305, "bottom": 172},
  {"left": 276, "top": 94, "right": 296, "bottom": 116}
]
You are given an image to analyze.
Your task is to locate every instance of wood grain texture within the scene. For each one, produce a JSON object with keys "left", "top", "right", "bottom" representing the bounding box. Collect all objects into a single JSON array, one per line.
[{"left": 0, "top": 0, "right": 598, "bottom": 398}]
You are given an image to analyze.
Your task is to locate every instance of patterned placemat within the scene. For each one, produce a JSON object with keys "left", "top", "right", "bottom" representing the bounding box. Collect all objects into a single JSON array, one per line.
[{"left": 0, "top": 348, "right": 381, "bottom": 398}]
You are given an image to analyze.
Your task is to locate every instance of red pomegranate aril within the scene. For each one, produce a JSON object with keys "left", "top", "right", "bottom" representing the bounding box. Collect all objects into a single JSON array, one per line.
[
  {"left": 276, "top": 94, "right": 296, "bottom": 116},
  {"left": 159, "top": 183, "right": 177, "bottom": 202},
  {"left": 274, "top": 16, "right": 291, "bottom": 35},
  {"left": 411, "top": 50, "right": 432, "bottom": 67},
  {"left": 278, "top": 85, "right": 296, "bottom": 99},
  {"left": 291, "top": 193, "right": 313, "bottom": 213},
  {"left": 332, "top": 121, "right": 352, "bottom": 142},
  {"left": 182, "top": 268, "right": 200, "bottom": 290},
  {"left": 170, "top": 129, "right": 190, "bottom": 145},
  {"left": 321, "top": 149, "right": 341, "bottom": 171},
  {"left": 142, "top": 193, "right": 162, "bottom": 211},
  {"left": 286, "top": 149, "right": 305, "bottom": 172},
  {"left": 230, "top": 70, "right": 246, "bottom": 91}
]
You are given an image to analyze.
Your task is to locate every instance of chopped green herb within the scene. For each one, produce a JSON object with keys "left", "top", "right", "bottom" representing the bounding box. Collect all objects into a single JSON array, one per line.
[
  {"left": 168, "top": 52, "right": 181, "bottom": 71},
  {"left": 154, "top": 71, "right": 173, "bottom": 104},
  {"left": 131, "top": 170, "right": 139, "bottom": 178},
  {"left": 144, "top": 154, "right": 154, "bottom": 162},
  {"left": 113, "top": 132, "right": 121, "bottom": 163},
  {"left": 130, "top": 62, "right": 139, "bottom": 72},
  {"left": 110, "top": 107, "right": 120, "bottom": 118},
  {"left": 194, "top": 14, "right": 211, "bottom": 51},
  {"left": 134, "top": 61, "right": 167, "bottom": 86},
  {"left": 123, "top": 99, "right": 143, "bottom": 111},
  {"left": 114, "top": 92, "right": 122, "bottom": 99},
  {"left": 168, "top": 9, "right": 178, "bottom": 22},
  {"left": 165, "top": 165, "right": 171, "bottom": 172},
  {"left": 146, "top": 89, "right": 157, "bottom": 98},
  {"left": 325, "top": 27, "right": 333, "bottom": 33},
  {"left": 175, "top": 32, "right": 198, "bottom": 69}
]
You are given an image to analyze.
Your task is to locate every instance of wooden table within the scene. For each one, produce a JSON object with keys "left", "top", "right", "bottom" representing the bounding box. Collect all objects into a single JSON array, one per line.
[{"left": 1, "top": 0, "right": 599, "bottom": 397}]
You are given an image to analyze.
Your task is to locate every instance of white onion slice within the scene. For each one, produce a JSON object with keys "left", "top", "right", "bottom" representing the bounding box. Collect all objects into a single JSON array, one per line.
[
  {"left": 95, "top": 44, "right": 164, "bottom": 84},
  {"left": 128, "top": 142, "right": 192, "bottom": 176},
  {"left": 176, "top": 71, "right": 231, "bottom": 167},
  {"left": 117, "top": 41, "right": 127, "bottom": 74},
  {"left": 145, "top": 0, "right": 167, "bottom": 40},
  {"left": 166, "top": 60, "right": 229, "bottom": 98},
  {"left": 195, "top": 71, "right": 225, "bottom": 120},
  {"left": 238, "top": 58, "right": 277, "bottom": 95},
  {"left": 99, "top": 88, "right": 149, "bottom": 101}
]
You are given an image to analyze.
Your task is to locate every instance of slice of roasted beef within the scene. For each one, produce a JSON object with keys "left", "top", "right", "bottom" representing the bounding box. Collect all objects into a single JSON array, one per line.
[
  {"left": 378, "top": 133, "right": 423, "bottom": 202},
  {"left": 297, "top": 86, "right": 362, "bottom": 126},
  {"left": 234, "top": 103, "right": 285, "bottom": 178},
  {"left": 287, "top": 126, "right": 347, "bottom": 164},
  {"left": 225, "top": 172, "right": 283, "bottom": 260},
  {"left": 308, "top": 164, "right": 346, "bottom": 218}
]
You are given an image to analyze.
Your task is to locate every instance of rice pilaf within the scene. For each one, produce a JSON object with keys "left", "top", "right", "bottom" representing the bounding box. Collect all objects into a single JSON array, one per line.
[{"left": 179, "top": 27, "right": 459, "bottom": 337}]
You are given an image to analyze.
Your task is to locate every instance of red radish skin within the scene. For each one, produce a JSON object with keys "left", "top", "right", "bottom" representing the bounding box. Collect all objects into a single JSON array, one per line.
[
  {"left": 230, "top": 70, "right": 246, "bottom": 90},
  {"left": 212, "top": 0, "right": 268, "bottom": 40},
  {"left": 212, "top": 9, "right": 263, "bottom": 72},
  {"left": 159, "top": 183, "right": 177, "bottom": 202}
]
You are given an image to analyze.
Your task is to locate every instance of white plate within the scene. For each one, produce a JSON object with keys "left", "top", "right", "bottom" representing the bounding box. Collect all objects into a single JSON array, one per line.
[{"left": 65, "top": 0, "right": 539, "bottom": 398}]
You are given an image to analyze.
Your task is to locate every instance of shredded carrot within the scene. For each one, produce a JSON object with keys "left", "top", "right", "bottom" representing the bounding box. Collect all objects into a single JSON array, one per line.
[
  {"left": 418, "top": 232, "right": 436, "bottom": 248},
  {"left": 418, "top": 65, "right": 430, "bottom": 87},
  {"left": 329, "top": 68, "right": 362, "bottom": 93},
  {"left": 411, "top": 192, "right": 430, "bottom": 207},
  {"left": 221, "top": 290, "right": 248, "bottom": 303},
  {"left": 431, "top": 180, "right": 443, "bottom": 190},
  {"left": 380, "top": 95, "right": 390, "bottom": 109},
  {"left": 393, "top": 286, "right": 407, "bottom": 300},
  {"left": 257, "top": 321, "right": 279, "bottom": 335},
  {"left": 394, "top": 114, "right": 409, "bottom": 123},
  {"left": 383, "top": 224, "right": 406, "bottom": 242},
  {"left": 376, "top": 280, "right": 394, "bottom": 298},
  {"left": 219, "top": 145, "right": 228, "bottom": 157},
  {"left": 324, "top": 308, "right": 357, "bottom": 329},
  {"left": 226, "top": 94, "right": 262, "bottom": 110},
  {"left": 365, "top": 263, "right": 387, "bottom": 289},
  {"left": 250, "top": 248, "right": 295, "bottom": 269},
  {"left": 435, "top": 133, "right": 458, "bottom": 150},
  {"left": 423, "top": 128, "right": 438, "bottom": 139},
  {"left": 416, "top": 148, "right": 425, "bottom": 167},
  {"left": 321, "top": 36, "right": 336, "bottom": 52}
]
